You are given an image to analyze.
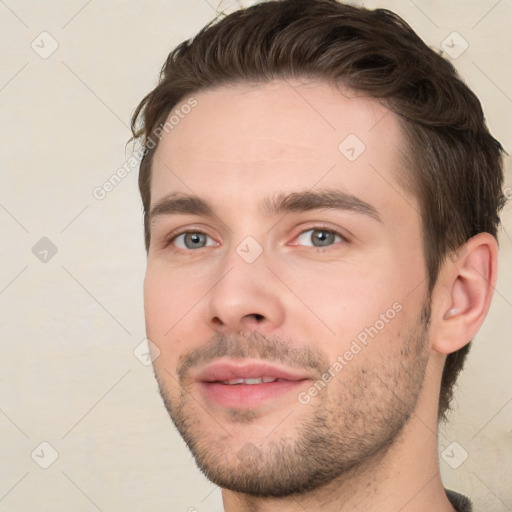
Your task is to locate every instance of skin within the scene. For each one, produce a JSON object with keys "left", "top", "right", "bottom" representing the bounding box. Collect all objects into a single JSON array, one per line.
[{"left": 143, "top": 80, "right": 498, "bottom": 512}]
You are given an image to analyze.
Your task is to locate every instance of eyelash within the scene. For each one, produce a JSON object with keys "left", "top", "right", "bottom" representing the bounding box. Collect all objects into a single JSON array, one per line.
[
  {"left": 164, "top": 225, "right": 348, "bottom": 252},
  {"left": 293, "top": 226, "right": 347, "bottom": 252}
]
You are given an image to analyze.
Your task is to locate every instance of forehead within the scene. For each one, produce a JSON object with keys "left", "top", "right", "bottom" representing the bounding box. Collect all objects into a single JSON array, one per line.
[{"left": 150, "top": 80, "right": 416, "bottom": 222}]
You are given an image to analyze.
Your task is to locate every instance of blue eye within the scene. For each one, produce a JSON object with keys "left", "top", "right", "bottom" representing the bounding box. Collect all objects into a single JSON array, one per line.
[
  {"left": 172, "top": 231, "right": 216, "bottom": 250},
  {"left": 296, "top": 228, "right": 343, "bottom": 248}
]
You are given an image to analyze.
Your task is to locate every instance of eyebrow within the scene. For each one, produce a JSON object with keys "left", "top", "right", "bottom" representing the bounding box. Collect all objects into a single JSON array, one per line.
[
  {"left": 150, "top": 194, "right": 214, "bottom": 223},
  {"left": 149, "top": 189, "right": 382, "bottom": 225},
  {"left": 262, "top": 190, "right": 381, "bottom": 222}
]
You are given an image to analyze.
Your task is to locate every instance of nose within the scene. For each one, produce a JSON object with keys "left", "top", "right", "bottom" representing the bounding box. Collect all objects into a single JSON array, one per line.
[{"left": 204, "top": 249, "right": 286, "bottom": 334}]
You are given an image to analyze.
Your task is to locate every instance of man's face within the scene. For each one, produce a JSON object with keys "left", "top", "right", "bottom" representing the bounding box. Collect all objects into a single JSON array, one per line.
[{"left": 144, "top": 80, "right": 431, "bottom": 496}]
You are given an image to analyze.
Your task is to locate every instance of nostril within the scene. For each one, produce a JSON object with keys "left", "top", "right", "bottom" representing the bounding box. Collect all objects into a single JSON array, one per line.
[{"left": 252, "top": 314, "right": 264, "bottom": 322}]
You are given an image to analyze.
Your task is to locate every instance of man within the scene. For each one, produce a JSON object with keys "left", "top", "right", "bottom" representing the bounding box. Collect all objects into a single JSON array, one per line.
[{"left": 130, "top": 1, "right": 506, "bottom": 510}]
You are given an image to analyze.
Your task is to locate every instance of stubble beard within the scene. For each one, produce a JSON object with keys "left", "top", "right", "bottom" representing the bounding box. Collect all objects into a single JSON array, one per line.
[{"left": 154, "top": 302, "right": 431, "bottom": 498}]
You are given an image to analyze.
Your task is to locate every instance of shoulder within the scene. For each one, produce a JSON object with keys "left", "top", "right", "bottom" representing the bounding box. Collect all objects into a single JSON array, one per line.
[{"left": 446, "top": 489, "right": 473, "bottom": 512}]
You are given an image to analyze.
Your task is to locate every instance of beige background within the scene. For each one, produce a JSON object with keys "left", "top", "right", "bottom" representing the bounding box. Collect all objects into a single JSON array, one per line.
[{"left": 1, "top": 1, "right": 511, "bottom": 511}]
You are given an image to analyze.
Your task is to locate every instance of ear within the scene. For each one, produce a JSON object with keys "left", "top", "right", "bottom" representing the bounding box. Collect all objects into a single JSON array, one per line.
[{"left": 430, "top": 232, "right": 499, "bottom": 355}]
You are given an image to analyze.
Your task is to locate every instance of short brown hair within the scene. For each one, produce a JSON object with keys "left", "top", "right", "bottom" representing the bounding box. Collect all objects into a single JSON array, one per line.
[{"left": 130, "top": 0, "right": 506, "bottom": 420}]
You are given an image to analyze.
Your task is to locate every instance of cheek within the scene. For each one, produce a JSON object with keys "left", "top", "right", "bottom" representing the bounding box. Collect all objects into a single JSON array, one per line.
[
  {"left": 281, "top": 258, "right": 405, "bottom": 346},
  {"left": 143, "top": 265, "right": 211, "bottom": 373},
  {"left": 144, "top": 272, "right": 171, "bottom": 336},
  {"left": 143, "top": 263, "right": 203, "bottom": 334},
  {"left": 143, "top": 269, "right": 186, "bottom": 373}
]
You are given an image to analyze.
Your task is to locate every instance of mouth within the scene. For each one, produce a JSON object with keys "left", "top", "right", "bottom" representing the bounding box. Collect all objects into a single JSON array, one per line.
[{"left": 193, "top": 360, "right": 311, "bottom": 409}]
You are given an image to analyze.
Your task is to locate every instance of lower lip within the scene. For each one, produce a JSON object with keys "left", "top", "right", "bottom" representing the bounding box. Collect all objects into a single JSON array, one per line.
[{"left": 198, "top": 380, "right": 308, "bottom": 409}]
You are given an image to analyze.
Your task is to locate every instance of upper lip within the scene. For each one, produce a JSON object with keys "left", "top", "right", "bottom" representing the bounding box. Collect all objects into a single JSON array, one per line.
[{"left": 194, "top": 359, "right": 311, "bottom": 383}]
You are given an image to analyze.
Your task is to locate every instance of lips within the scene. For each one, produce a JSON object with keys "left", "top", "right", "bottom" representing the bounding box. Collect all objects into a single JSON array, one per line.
[
  {"left": 193, "top": 360, "right": 311, "bottom": 409},
  {"left": 220, "top": 377, "right": 282, "bottom": 385},
  {"left": 195, "top": 361, "right": 309, "bottom": 383}
]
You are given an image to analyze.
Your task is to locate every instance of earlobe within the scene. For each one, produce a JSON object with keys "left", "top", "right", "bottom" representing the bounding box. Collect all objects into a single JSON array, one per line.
[{"left": 432, "top": 232, "right": 498, "bottom": 355}]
